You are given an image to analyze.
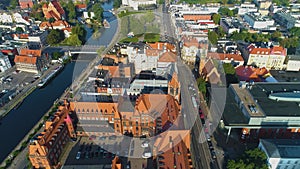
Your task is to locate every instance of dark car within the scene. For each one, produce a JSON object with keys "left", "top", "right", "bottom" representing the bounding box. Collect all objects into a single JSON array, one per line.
[{"left": 109, "top": 135, "right": 117, "bottom": 140}]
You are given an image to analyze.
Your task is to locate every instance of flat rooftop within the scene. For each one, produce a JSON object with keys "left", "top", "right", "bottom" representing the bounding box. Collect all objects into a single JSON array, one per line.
[
  {"left": 248, "top": 82, "right": 300, "bottom": 116},
  {"left": 260, "top": 139, "right": 300, "bottom": 158},
  {"left": 231, "top": 84, "right": 265, "bottom": 117}
]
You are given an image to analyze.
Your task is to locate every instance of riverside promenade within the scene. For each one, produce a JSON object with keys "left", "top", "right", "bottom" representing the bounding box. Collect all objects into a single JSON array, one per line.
[{"left": 3, "top": 16, "right": 121, "bottom": 169}]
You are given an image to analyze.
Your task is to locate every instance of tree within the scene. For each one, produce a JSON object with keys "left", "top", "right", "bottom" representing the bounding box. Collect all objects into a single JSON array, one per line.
[
  {"left": 290, "top": 27, "right": 300, "bottom": 37},
  {"left": 62, "top": 34, "right": 82, "bottom": 46},
  {"left": 46, "top": 29, "right": 65, "bottom": 45},
  {"left": 197, "top": 77, "right": 206, "bottom": 95},
  {"left": 208, "top": 31, "right": 218, "bottom": 45},
  {"left": 216, "top": 26, "right": 225, "bottom": 38},
  {"left": 113, "top": 0, "right": 122, "bottom": 8},
  {"left": 89, "top": 3, "right": 104, "bottom": 23},
  {"left": 71, "top": 24, "right": 87, "bottom": 43},
  {"left": 16, "top": 27, "right": 24, "bottom": 33},
  {"left": 9, "top": 0, "right": 18, "bottom": 9},
  {"left": 49, "top": 17, "right": 55, "bottom": 23},
  {"left": 271, "top": 31, "right": 282, "bottom": 41},
  {"left": 223, "top": 63, "right": 235, "bottom": 75},
  {"left": 227, "top": 148, "right": 268, "bottom": 169},
  {"left": 218, "top": 7, "right": 233, "bottom": 17},
  {"left": 52, "top": 51, "right": 63, "bottom": 60},
  {"left": 212, "top": 13, "right": 221, "bottom": 24},
  {"left": 230, "top": 31, "right": 246, "bottom": 41},
  {"left": 66, "top": 0, "right": 76, "bottom": 20}
]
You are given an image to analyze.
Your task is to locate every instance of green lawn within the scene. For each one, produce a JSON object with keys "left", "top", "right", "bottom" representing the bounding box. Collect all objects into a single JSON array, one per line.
[
  {"left": 118, "top": 10, "right": 143, "bottom": 18},
  {"left": 144, "top": 33, "right": 160, "bottom": 42},
  {"left": 120, "top": 37, "right": 139, "bottom": 43}
]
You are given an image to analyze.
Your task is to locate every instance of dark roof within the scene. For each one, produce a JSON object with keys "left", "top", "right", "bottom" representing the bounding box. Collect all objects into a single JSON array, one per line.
[
  {"left": 248, "top": 83, "right": 300, "bottom": 116},
  {"left": 132, "top": 70, "right": 167, "bottom": 81}
]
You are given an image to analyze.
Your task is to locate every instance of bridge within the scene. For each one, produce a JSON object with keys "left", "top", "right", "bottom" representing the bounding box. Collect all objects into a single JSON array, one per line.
[{"left": 44, "top": 45, "right": 105, "bottom": 54}]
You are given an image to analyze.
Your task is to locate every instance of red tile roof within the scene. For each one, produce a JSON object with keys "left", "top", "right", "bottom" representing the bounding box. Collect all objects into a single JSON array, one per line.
[
  {"left": 207, "top": 52, "right": 244, "bottom": 61},
  {"left": 158, "top": 52, "right": 177, "bottom": 62},
  {"left": 235, "top": 66, "right": 269, "bottom": 82},
  {"left": 20, "top": 49, "right": 42, "bottom": 57},
  {"left": 14, "top": 55, "right": 37, "bottom": 64},
  {"left": 183, "top": 14, "right": 211, "bottom": 21},
  {"left": 249, "top": 48, "right": 271, "bottom": 55},
  {"left": 76, "top": 4, "right": 87, "bottom": 9},
  {"left": 51, "top": 0, "right": 65, "bottom": 15}
]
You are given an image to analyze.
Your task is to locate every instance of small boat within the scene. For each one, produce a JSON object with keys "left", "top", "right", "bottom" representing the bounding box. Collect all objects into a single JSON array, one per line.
[{"left": 103, "top": 19, "right": 110, "bottom": 28}]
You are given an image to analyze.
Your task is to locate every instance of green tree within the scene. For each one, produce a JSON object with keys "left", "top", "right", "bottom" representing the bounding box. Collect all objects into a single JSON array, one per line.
[
  {"left": 62, "top": 34, "right": 82, "bottom": 46},
  {"left": 227, "top": 148, "right": 268, "bottom": 169},
  {"left": 71, "top": 24, "right": 87, "bottom": 43},
  {"left": 52, "top": 51, "right": 63, "bottom": 60},
  {"left": 271, "top": 31, "right": 282, "bottom": 41},
  {"left": 113, "top": 0, "right": 122, "bottom": 8},
  {"left": 212, "top": 13, "right": 221, "bottom": 24},
  {"left": 290, "top": 27, "right": 300, "bottom": 37},
  {"left": 49, "top": 17, "right": 55, "bottom": 23},
  {"left": 9, "top": 0, "right": 18, "bottom": 9},
  {"left": 223, "top": 63, "right": 235, "bottom": 75},
  {"left": 230, "top": 31, "right": 245, "bottom": 41},
  {"left": 66, "top": 0, "right": 76, "bottom": 20},
  {"left": 16, "top": 27, "right": 24, "bottom": 33},
  {"left": 216, "top": 26, "right": 225, "bottom": 38},
  {"left": 208, "top": 31, "right": 218, "bottom": 45},
  {"left": 89, "top": 3, "right": 104, "bottom": 23},
  {"left": 218, "top": 7, "right": 233, "bottom": 17},
  {"left": 46, "top": 29, "right": 65, "bottom": 45},
  {"left": 197, "top": 77, "right": 206, "bottom": 95}
]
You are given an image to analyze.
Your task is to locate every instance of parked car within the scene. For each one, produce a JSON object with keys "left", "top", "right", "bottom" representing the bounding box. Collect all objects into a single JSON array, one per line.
[
  {"left": 76, "top": 152, "right": 81, "bottom": 160},
  {"left": 142, "top": 152, "right": 152, "bottom": 158},
  {"left": 109, "top": 135, "right": 117, "bottom": 140}
]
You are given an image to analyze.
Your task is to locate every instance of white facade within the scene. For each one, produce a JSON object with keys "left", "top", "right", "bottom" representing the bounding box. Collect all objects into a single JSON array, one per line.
[
  {"left": 0, "top": 53, "right": 11, "bottom": 72},
  {"left": 13, "top": 13, "right": 30, "bottom": 25},
  {"left": 133, "top": 53, "right": 159, "bottom": 74},
  {"left": 28, "top": 31, "right": 48, "bottom": 45},
  {"left": 127, "top": 77, "right": 168, "bottom": 95},
  {"left": 286, "top": 55, "right": 300, "bottom": 71},
  {"left": 238, "top": 3, "right": 258, "bottom": 15},
  {"left": 243, "top": 13, "right": 275, "bottom": 30},
  {"left": 0, "top": 13, "right": 13, "bottom": 23},
  {"left": 122, "top": 0, "right": 156, "bottom": 10},
  {"left": 248, "top": 52, "right": 286, "bottom": 70}
]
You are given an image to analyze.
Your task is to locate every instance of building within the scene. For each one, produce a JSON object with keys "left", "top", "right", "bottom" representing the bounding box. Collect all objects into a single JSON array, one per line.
[
  {"left": 19, "top": 0, "right": 34, "bottom": 9},
  {"left": 243, "top": 13, "right": 275, "bottom": 30},
  {"left": 259, "top": 139, "right": 300, "bottom": 169},
  {"left": 42, "top": 0, "right": 65, "bottom": 21},
  {"left": 122, "top": 0, "right": 157, "bottom": 10},
  {"left": 39, "top": 20, "right": 70, "bottom": 30},
  {"left": 220, "top": 18, "right": 241, "bottom": 35},
  {"left": 14, "top": 49, "right": 48, "bottom": 73},
  {"left": 273, "top": 12, "right": 300, "bottom": 29},
  {"left": 182, "top": 14, "right": 211, "bottom": 22},
  {"left": 157, "top": 51, "right": 177, "bottom": 76},
  {"left": 247, "top": 46, "right": 287, "bottom": 70},
  {"left": 13, "top": 13, "right": 30, "bottom": 25},
  {"left": 29, "top": 102, "right": 76, "bottom": 169},
  {"left": 28, "top": 31, "right": 49, "bottom": 46},
  {"left": 237, "top": 3, "right": 258, "bottom": 15},
  {"left": 222, "top": 83, "right": 300, "bottom": 142},
  {"left": 200, "top": 58, "right": 221, "bottom": 84},
  {"left": 181, "top": 36, "right": 208, "bottom": 64},
  {"left": 127, "top": 70, "right": 168, "bottom": 95},
  {"left": 0, "top": 52, "right": 12, "bottom": 72},
  {"left": 235, "top": 66, "right": 269, "bottom": 82},
  {"left": 286, "top": 55, "right": 300, "bottom": 71},
  {"left": 0, "top": 13, "right": 13, "bottom": 23},
  {"left": 70, "top": 93, "right": 181, "bottom": 137},
  {"left": 153, "top": 130, "right": 193, "bottom": 169},
  {"left": 207, "top": 52, "right": 244, "bottom": 67}
]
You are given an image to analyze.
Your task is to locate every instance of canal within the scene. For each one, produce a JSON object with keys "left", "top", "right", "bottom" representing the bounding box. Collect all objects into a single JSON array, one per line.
[{"left": 0, "top": 0, "right": 117, "bottom": 163}]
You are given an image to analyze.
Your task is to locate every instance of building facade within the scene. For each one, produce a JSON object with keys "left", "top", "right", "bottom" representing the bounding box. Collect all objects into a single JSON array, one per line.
[
  {"left": 0, "top": 52, "right": 12, "bottom": 72},
  {"left": 29, "top": 102, "right": 76, "bottom": 169}
]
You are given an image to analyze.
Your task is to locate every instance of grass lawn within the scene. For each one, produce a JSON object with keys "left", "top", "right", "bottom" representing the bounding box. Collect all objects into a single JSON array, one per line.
[
  {"left": 144, "top": 33, "right": 160, "bottom": 42},
  {"left": 120, "top": 37, "right": 139, "bottom": 43},
  {"left": 118, "top": 10, "right": 143, "bottom": 18}
]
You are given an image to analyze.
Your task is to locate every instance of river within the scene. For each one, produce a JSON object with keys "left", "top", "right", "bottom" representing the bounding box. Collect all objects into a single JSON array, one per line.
[{"left": 0, "top": 0, "right": 117, "bottom": 163}]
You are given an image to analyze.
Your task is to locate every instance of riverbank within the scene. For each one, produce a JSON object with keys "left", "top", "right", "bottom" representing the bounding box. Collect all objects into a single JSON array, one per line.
[{"left": 1, "top": 11, "right": 122, "bottom": 169}]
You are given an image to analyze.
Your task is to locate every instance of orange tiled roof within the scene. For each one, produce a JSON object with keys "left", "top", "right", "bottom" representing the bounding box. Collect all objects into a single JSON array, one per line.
[
  {"left": 76, "top": 4, "right": 87, "bottom": 9},
  {"left": 148, "top": 42, "right": 176, "bottom": 51},
  {"left": 158, "top": 52, "right": 177, "bottom": 62},
  {"left": 249, "top": 48, "right": 271, "bottom": 55},
  {"left": 169, "top": 72, "right": 180, "bottom": 88},
  {"left": 97, "top": 65, "right": 120, "bottom": 77},
  {"left": 70, "top": 102, "right": 118, "bottom": 113},
  {"left": 14, "top": 55, "right": 37, "bottom": 64},
  {"left": 146, "top": 49, "right": 160, "bottom": 57},
  {"left": 20, "top": 49, "right": 42, "bottom": 57},
  {"left": 270, "top": 46, "right": 286, "bottom": 56},
  {"left": 207, "top": 52, "right": 244, "bottom": 61},
  {"left": 154, "top": 130, "right": 190, "bottom": 153},
  {"left": 183, "top": 14, "right": 211, "bottom": 21}
]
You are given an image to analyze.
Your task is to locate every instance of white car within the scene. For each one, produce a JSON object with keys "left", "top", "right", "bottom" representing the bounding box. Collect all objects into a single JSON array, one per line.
[
  {"left": 141, "top": 142, "right": 149, "bottom": 148},
  {"left": 142, "top": 152, "right": 152, "bottom": 158},
  {"left": 76, "top": 152, "right": 81, "bottom": 160}
]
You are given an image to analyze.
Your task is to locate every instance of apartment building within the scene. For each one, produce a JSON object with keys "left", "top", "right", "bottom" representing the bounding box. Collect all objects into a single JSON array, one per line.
[
  {"left": 247, "top": 46, "right": 287, "bottom": 70},
  {"left": 29, "top": 102, "right": 76, "bottom": 169},
  {"left": 243, "top": 13, "right": 275, "bottom": 30},
  {"left": 0, "top": 52, "right": 12, "bottom": 72},
  {"left": 14, "top": 49, "right": 48, "bottom": 74}
]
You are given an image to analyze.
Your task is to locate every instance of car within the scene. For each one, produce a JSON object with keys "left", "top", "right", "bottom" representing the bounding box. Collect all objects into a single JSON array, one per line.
[
  {"left": 142, "top": 152, "right": 152, "bottom": 158},
  {"left": 109, "top": 135, "right": 117, "bottom": 140},
  {"left": 211, "top": 151, "right": 216, "bottom": 159},
  {"left": 76, "top": 152, "right": 81, "bottom": 160},
  {"left": 206, "top": 133, "right": 211, "bottom": 141},
  {"left": 141, "top": 142, "right": 149, "bottom": 148},
  {"left": 99, "top": 136, "right": 106, "bottom": 140},
  {"left": 89, "top": 135, "right": 96, "bottom": 140}
]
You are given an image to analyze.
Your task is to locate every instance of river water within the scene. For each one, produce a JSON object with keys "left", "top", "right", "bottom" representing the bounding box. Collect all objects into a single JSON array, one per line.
[{"left": 0, "top": 0, "right": 117, "bottom": 163}]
